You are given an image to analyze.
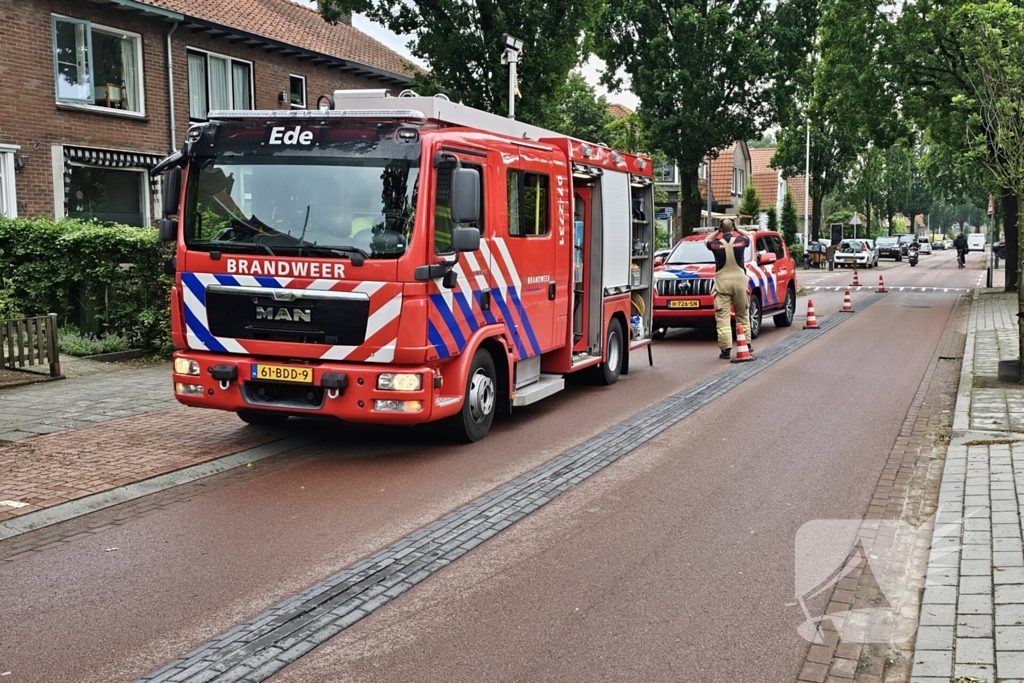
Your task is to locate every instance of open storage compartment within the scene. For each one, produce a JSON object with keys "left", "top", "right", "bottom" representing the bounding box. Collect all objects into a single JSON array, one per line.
[{"left": 629, "top": 173, "right": 655, "bottom": 344}]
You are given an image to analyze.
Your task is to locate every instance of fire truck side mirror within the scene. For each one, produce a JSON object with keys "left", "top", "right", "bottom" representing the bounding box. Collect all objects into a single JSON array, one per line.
[
  {"left": 161, "top": 167, "right": 182, "bottom": 218},
  {"left": 452, "top": 227, "right": 480, "bottom": 253},
  {"left": 450, "top": 167, "right": 480, "bottom": 225}
]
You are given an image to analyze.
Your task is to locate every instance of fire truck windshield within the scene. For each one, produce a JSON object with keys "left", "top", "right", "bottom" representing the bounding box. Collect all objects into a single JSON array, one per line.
[{"left": 184, "top": 156, "right": 419, "bottom": 259}]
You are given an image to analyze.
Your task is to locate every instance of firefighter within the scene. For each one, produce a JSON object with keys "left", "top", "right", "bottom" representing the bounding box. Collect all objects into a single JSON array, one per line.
[{"left": 704, "top": 218, "right": 754, "bottom": 359}]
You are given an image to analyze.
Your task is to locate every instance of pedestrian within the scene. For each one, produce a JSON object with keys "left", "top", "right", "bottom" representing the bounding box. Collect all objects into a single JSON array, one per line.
[{"left": 704, "top": 218, "right": 754, "bottom": 359}]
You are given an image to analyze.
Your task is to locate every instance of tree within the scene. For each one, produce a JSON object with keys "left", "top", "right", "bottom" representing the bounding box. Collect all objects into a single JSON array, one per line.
[
  {"left": 546, "top": 72, "right": 615, "bottom": 143},
  {"left": 781, "top": 189, "right": 799, "bottom": 247},
  {"left": 604, "top": 113, "right": 651, "bottom": 156},
  {"left": 844, "top": 145, "right": 883, "bottom": 236},
  {"left": 596, "top": 0, "right": 813, "bottom": 239},
  {"left": 880, "top": 140, "right": 913, "bottom": 235},
  {"left": 766, "top": 206, "right": 779, "bottom": 235},
  {"left": 318, "top": 0, "right": 600, "bottom": 127},
  {"left": 750, "top": 132, "right": 778, "bottom": 149},
  {"left": 739, "top": 185, "right": 762, "bottom": 221}
]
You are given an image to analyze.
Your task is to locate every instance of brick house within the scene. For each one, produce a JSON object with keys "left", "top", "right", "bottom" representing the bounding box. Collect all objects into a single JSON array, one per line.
[{"left": 0, "top": 0, "right": 419, "bottom": 224}]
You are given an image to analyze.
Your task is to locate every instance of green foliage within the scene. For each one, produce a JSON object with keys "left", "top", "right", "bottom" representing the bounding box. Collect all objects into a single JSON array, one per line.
[
  {"left": 605, "top": 113, "right": 652, "bottom": 156},
  {"left": 781, "top": 190, "right": 799, "bottom": 247},
  {"left": 789, "top": 243, "right": 804, "bottom": 263},
  {"left": 738, "top": 185, "right": 762, "bottom": 219},
  {"left": 766, "top": 206, "right": 778, "bottom": 234},
  {"left": 317, "top": 0, "right": 600, "bottom": 128},
  {"left": 749, "top": 132, "right": 777, "bottom": 149},
  {"left": 890, "top": 216, "right": 908, "bottom": 234},
  {"left": 57, "top": 324, "right": 129, "bottom": 357},
  {"left": 547, "top": 72, "right": 615, "bottom": 143},
  {"left": 0, "top": 277, "right": 20, "bottom": 319},
  {"left": 0, "top": 217, "right": 172, "bottom": 353},
  {"left": 595, "top": 0, "right": 811, "bottom": 234}
]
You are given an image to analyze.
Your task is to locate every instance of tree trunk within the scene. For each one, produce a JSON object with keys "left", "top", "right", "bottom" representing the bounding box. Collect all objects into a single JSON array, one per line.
[
  {"left": 908, "top": 212, "right": 918, "bottom": 235},
  {"left": 1005, "top": 187, "right": 1018, "bottom": 292},
  {"left": 887, "top": 208, "right": 894, "bottom": 236},
  {"left": 678, "top": 166, "right": 703, "bottom": 241}
]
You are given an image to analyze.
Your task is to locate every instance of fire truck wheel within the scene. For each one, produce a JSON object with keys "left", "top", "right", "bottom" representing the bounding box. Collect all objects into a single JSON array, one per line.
[
  {"left": 594, "top": 318, "right": 624, "bottom": 386},
  {"left": 448, "top": 349, "right": 497, "bottom": 443},
  {"left": 236, "top": 409, "right": 289, "bottom": 427}
]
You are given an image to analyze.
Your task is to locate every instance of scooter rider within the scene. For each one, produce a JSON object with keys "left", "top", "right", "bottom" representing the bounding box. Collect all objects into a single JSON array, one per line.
[
  {"left": 908, "top": 240, "right": 919, "bottom": 266},
  {"left": 954, "top": 232, "right": 968, "bottom": 269}
]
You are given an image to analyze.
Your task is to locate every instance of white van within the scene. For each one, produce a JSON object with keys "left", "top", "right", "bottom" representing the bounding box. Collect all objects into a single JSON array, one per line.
[{"left": 967, "top": 234, "right": 985, "bottom": 252}]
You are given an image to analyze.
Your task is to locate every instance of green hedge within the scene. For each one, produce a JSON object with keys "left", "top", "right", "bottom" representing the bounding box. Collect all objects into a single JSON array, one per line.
[{"left": 0, "top": 217, "right": 173, "bottom": 354}]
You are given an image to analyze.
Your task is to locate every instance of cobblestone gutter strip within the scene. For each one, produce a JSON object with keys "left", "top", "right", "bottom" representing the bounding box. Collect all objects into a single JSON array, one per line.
[
  {"left": 137, "top": 294, "right": 886, "bottom": 683},
  {"left": 797, "top": 292, "right": 969, "bottom": 683}
]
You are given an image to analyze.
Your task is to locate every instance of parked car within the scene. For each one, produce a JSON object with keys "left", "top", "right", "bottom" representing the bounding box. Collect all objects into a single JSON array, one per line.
[
  {"left": 932, "top": 238, "right": 947, "bottom": 250},
  {"left": 917, "top": 236, "right": 932, "bottom": 254},
  {"left": 834, "top": 239, "right": 879, "bottom": 268},
  {"left": 898, "top": 233, "right": 918, "bottom": 256},
  {"left": 652, "top": 229, "right": 798, "bottom": 340},
  {"left": 968, "top": 234, "right": 986, "bottom": 252},
  {"left": 946, "top": 239, "right": 954, "bottom": 250},
  {"left": 875, "top": 235, "right": 902, "bottom": 261}
]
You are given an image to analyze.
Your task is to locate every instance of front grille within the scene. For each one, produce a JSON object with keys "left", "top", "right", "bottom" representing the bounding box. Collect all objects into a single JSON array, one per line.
[
  {"left": 656, "top": 277, "right": 714, "bottom": 297},
  {"left": 206, "top": 287, "right": 370, "bottom": 346},
  {"left": 242, "top": 381, "right": 325, "bottom": 410}
]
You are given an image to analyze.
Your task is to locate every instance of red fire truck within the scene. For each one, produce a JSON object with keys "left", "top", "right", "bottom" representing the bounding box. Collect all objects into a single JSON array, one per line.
[{"left": 154, "top": 90, "right": 655, "bottom": 442}]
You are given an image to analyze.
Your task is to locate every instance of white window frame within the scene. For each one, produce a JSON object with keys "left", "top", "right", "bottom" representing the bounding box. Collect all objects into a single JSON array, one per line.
[
  {"left": 64, "top": 162, "right": 151, "bottom": 226},
  {"left": 653, "top": 159, "right": 676, "bottom": 184},
  {"left": 187, "top": 47, "right": 255, "bottom": 121},
  {"left": 51, "top": 14, "right": 146, "bottom": 118},
  {"left": 0, "top": 145, "right": 19, "bottom": 218},
  {"left": 289, "top": 74, "right": 306, "bottom": 109}
]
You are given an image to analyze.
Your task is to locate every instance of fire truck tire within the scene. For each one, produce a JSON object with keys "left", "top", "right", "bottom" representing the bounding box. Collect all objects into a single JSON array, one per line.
[
  {"left": 236, "top": 409, "right": 289, "bottom": 427},
  {"left": 593, "top": 318, "right": 624, "bottom": 386},
  {"left": 447, "top": 348, "right": 497, "bottom": 443}
]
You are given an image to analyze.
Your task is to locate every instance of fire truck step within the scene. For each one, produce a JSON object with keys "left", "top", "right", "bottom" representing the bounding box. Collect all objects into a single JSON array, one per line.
[{"left": 512, "top": 374, "right": 565, "bottom": 407}]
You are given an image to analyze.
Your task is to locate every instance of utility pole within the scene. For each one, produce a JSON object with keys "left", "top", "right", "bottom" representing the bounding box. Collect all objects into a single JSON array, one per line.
[
  {"left": 500, "top": 34, "right": 523, "bottom": 120},
  {"left": 804, "top": 117, "right": 811, "bottom": 245},
  {"left": 706, "top": 155, "right": 712, "bottom": 228}
]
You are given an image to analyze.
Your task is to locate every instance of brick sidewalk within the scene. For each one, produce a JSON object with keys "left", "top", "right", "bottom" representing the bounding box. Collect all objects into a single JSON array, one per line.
[
  {"left": 0, "top": 407, "right": 289, "bottom": 523},
  {"left": 908, "top": 287, "right": 1024, "bottom": 682},
  {"left": 0, "top": 364, "right": 175, "bottom": 441}
]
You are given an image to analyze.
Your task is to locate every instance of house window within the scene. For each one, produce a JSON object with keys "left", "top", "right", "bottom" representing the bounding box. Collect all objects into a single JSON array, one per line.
[
  {"left": 187, "top": 49, "right": 253, "bottom": 120},
  {"left": 52, "top": 16, "right": 144, "bottom": 113},
  {"left": 507, "top": 170, "right": 549, "bottom": 237},
  {"left": 654, "top": 159, "right": 676, "bottom": 184},
  {"left": 67, "top": 165, "right": 147, "bottom": 227},
  {"left": 290, "top": 75, "right": 306, "bottom": 108},
  {"left": 0, "top": 146, "right": 17, "bottom": 218}
]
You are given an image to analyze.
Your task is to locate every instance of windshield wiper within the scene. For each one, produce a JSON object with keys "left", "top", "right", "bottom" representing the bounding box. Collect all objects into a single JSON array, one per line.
[{"left": 300, "top": 244, "right": 368, "bottom": 266}]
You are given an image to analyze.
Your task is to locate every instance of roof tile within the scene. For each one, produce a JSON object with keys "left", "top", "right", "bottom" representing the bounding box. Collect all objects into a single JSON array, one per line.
[{"left": 140, "top": 0, "right": 421, "bottom": 79}]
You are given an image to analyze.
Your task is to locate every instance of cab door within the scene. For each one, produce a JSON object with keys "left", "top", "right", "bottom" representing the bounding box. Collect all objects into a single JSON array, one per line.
[
  {"left": 753, "top": 235, "right": 781, "bottom": 308},
  {"left": 491, "top": 146, "right": 560, "bottom": 359}
]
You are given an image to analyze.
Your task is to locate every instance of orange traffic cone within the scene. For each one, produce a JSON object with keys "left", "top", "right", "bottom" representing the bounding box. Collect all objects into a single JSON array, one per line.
[
  {"left": 841, "top": 288, "right": 853, "bottom": 312},
  {"left": 731, "top": 321, "right": 754, "bottom": 363},
  {"left": 878, "top": 274, "right": 886, "bottom": 293},
  {"left": 803, "top": 299, "right": 820, "bottom": 329},
  {"left": 852, "top": 269, "right": 860, "bottom": 286}
]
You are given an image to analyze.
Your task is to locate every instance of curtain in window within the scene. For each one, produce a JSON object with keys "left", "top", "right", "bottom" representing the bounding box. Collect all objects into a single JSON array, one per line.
[
  {"left": 232, "top": 62, "right": 251, "bottom": 109},
  {"left": 120, "top": 35, "right": 138, "bottom": 111},
  {"left": 208, "top": 56, "right": 230, "bottom": 111},
  {"left": 187, "top": 52, "right": 207, "bottom": 119}
]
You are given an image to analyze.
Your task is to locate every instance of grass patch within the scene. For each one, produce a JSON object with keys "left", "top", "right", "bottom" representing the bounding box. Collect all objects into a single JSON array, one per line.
[{"left": 964, "top": 438, "right": 1021, "bottom": 446}]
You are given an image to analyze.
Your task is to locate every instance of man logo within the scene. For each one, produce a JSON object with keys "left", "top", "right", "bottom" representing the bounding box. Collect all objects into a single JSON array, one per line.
[{"left": 255, "top": 307, "right": 311, "bottom": 323}]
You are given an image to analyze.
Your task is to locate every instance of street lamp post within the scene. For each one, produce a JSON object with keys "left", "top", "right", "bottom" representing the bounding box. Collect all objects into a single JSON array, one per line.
[
  {"left": 804, "top": 117, "right": 811, "bottom": 246},
  {"left": 500, "top": 34, "right": 523, "bottom": 120}
]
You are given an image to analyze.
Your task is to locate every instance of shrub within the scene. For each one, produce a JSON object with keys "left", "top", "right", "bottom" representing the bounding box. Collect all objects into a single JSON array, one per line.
[
  {"left": 781, "top": 190, "right": 799, "bottom": 247},
  {"left": 0, "top": 217, "right": 172, "bottom": 352},
  {"left": 57, "top": 327, "right": 129, "bottom": 356}
]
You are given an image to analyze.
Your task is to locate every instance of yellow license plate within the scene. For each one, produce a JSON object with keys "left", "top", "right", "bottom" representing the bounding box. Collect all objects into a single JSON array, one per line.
[
  {"left": 669, "top": 300, "right": 700, "bottom": 309},
  {"left": 251, "top": 364, "right": 313, "bottom": 384}
]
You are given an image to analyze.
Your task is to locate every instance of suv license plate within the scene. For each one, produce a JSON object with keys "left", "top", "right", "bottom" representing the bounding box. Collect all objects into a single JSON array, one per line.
[
  {"left": 251, "top": 364, "right": 313, "bottom": 384},
  {"left": 669, "top": 300, "right": 700, "bottom": 309}
]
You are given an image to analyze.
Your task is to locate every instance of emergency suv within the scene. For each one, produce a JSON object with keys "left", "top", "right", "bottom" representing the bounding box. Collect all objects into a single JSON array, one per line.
[{"left": 651, "top": 229, "right": 797, "bottom": 339}]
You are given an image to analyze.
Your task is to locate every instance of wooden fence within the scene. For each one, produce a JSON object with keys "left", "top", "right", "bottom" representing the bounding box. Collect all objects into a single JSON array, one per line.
[{"left": 1, "top": 314, "right": 61, "bottom": 377}]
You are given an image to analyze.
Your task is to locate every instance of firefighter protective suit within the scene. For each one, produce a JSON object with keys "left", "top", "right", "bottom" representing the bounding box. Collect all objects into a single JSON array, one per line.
[{"left": 707, "top": 234, "right": 753, "bottom": 351}]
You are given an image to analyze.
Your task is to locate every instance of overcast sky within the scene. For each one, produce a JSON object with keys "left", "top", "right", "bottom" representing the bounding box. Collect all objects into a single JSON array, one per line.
[{"left": 290, "top": 0, "right": 639, "bottom": 108}]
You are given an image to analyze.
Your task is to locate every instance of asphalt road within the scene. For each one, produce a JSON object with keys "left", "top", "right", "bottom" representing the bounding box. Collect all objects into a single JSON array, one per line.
[{"left": 0, "top": 250, "right": 979, "bottom": 683}]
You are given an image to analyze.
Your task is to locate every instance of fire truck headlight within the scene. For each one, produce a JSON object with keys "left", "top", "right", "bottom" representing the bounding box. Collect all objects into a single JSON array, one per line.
[
  {"left": 174, "top": 358, "right": 201, "bottom": 376},
  {"left": 377, "top": 373, "right": 422, "bottom": 392},
  {"left": 374, "top": 400, "right": 423, "bottom": 412}
]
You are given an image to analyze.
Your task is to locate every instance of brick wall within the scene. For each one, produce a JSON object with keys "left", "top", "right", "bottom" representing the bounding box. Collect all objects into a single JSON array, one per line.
[{"left": 0, "top": 0, "right": 402, "bottom": 222}]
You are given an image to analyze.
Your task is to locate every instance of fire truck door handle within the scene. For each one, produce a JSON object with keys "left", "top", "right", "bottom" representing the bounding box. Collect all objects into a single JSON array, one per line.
[
  {"left": 480, "top": 290, "right": 491, "bottom": 311},
  {"left": 548, "top": 283, "right": 556, "bottom": 300}
]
